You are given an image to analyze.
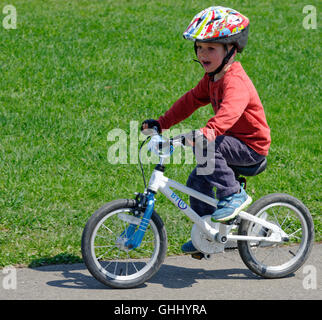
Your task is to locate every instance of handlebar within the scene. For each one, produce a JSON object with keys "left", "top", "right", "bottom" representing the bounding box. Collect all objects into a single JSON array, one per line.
[
  {"left": 139, "top": 129, "right": 188, "bottom": 188},
  {"left": 146, "top": 131, "right": 187, "bottom": 159}
]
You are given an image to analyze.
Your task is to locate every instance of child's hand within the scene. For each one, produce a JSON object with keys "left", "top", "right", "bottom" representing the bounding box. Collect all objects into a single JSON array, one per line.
[
  {"left": 140, "top": 119, "right": 161, "bottom": 135},
  {"left": 182, "top": 130, "right": 208, "bottom": 149}
]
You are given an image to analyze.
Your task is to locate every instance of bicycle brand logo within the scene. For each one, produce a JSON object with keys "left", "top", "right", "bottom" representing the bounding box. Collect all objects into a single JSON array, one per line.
[{"left": 170, "top": 192, "right": 188, "bottom": 210}]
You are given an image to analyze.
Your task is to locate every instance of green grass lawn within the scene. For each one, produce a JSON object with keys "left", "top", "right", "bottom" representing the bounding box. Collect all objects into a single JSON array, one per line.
[{"left": 0, "top": 0, "right": 321, "bottom": 267}]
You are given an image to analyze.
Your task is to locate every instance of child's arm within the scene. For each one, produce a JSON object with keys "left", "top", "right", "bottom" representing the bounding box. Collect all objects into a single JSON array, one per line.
[{"left": 157, "top": 74, "right": 210, "bottom": 131}]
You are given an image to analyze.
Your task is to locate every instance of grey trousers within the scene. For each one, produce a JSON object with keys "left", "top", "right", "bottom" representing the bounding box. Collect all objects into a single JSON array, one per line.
[{"left": 186, "top": 135, "right": 266, "bottom": 217}]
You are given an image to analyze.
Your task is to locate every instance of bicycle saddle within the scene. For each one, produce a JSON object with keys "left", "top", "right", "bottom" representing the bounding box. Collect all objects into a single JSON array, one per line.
[{"left": 229, "top": 158, "right": 267, "bottom": 177}]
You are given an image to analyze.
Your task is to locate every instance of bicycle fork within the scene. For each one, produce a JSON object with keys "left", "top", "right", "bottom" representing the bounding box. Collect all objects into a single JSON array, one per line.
[{"left": 123, "top": 192, "right": 155, "bottom": 249}]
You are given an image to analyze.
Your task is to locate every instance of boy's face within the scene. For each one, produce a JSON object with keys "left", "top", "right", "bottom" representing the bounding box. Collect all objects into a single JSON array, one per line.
[{"left": 196, "top": 41, "right": 229, "bottom": 73}]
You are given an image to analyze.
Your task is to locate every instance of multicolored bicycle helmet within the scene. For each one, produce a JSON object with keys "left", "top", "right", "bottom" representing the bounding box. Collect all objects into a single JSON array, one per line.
[{"left": 183, "top": 6, "right": 250, "bottom": 77}]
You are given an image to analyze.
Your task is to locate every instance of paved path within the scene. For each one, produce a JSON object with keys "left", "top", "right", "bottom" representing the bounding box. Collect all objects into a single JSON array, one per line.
[{"left": 1, "top": 244, "right": 321, "bottom": 300}]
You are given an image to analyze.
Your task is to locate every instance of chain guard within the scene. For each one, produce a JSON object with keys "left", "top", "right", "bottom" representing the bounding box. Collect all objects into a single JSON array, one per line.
[{"left": 191, "top": 215, "right": 226, "bottom": 254}]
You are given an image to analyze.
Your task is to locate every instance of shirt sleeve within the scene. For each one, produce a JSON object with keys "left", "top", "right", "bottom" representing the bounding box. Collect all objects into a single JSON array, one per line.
[
  {"left": 200, "top": 76, "right": 250, "bottom": 141},
  {"left": 158, "top": 74, "right": 211, "bottom": 130}
]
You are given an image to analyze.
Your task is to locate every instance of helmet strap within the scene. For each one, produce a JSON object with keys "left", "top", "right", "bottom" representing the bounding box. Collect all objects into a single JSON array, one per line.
[
  {"left": 207, "top": 45, "right": 236, "bottom": 80},
  {"left": 193, "top": 59, "right": 202, "bottom": 66}
]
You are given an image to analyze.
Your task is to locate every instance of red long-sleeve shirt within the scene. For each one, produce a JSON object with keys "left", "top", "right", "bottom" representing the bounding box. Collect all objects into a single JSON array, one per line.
[{"left": 158, "top": 62, "right": 271, "bottom": 156}]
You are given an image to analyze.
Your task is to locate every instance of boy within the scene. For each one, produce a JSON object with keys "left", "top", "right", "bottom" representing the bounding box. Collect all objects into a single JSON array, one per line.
[{"left": 141, "top": 6, "right": 271, "bottom": 254}]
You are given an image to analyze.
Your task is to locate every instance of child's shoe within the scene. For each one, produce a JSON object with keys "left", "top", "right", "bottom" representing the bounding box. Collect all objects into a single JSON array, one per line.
[
  {"left": 211, "top": 187, "right": 252, "bottom": 222},
  {"left": 181, "top": 240, "right": 199, "bottom": 254}
]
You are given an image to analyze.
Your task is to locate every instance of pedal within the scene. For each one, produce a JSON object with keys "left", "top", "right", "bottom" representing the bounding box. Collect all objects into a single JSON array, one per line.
[{"left": 191, "top": 252, "right": 204, "bottom": 260}]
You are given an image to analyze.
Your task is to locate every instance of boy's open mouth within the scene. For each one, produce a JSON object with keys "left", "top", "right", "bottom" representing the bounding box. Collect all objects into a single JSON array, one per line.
[{"left": 202, "top": 61, "right": 211, "bottom": 67}]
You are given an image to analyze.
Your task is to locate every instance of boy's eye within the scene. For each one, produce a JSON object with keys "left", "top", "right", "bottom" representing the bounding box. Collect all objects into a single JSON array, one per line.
[{"left": 196, "top": 45, "right": 215, "bottom": 51}]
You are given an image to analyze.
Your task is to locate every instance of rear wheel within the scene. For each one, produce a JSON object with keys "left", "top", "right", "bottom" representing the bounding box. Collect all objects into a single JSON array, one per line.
[
  {"left": 238, "top": 193, "right": 314, "bottom": 278},
  {"left": 81, "top": 199, "right": 167, "bottom": 288}
]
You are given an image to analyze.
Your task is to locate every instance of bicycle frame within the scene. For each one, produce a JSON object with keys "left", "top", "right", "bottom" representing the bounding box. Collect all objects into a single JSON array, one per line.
[
  {"left": 146, "top": 166, "right": 288, "bottom": 246},
  {"left": 125, "top": 132, "right": 289, "bottom": 251}
]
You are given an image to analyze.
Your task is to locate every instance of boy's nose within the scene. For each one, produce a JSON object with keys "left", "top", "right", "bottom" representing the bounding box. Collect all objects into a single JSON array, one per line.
[{"left": 198, "top": 47, "right": 208, "bottom": 58}]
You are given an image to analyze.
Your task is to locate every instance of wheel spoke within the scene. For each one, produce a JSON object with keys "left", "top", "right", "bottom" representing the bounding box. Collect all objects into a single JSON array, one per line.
[
  {"left": 97, "top": 246, "right": 115, "bottom": 260},
  {"left": 102, "top": 223, "right": 114, "bottom": 234},
  {"left": 271, "top": 208, "right": 282, "bottom": 229},
  {"left": 131, "top": 261, "right": 139, "bottom": 273},
  {"left": 280, "top": 212, "right": 290, "bottom": 228},
  {"left": 260, "top": 246, "right": 276, "bottom": 264},
  {"left": 288, "top": 228, "right": 302, "bottom": 239},
  {"left": 95, "top": 245, "right": 114, "bottom": 248}
]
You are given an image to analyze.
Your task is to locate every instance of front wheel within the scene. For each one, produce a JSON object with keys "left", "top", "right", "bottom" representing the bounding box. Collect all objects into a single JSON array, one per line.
[
  {"left": 81, "top": 199, "right": 167, "bottom": 288},
  {"left": 238, "top": 193, "right": 314, "bottom": 279}
]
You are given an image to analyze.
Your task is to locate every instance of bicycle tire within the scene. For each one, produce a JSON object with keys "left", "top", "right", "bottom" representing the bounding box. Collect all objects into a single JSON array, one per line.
[
  {"left": 81, "top": 199, "right": 167, "bottom": 288},
  {"left": 237, "top": 193, "right": 314, "bottom": 279}
]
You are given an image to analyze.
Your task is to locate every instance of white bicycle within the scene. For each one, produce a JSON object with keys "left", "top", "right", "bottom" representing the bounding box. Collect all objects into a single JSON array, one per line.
[{"left": 81, "top": 131, "right": 314, "bottom": 289}]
